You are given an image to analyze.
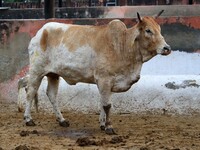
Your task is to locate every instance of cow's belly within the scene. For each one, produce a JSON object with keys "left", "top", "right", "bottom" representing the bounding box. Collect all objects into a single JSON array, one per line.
[
  {"left": 58, "top": 67, "right": 95, "bottom": 85},
  {"left": 49, "top": 44, "right": 96, "bottom": 85}
]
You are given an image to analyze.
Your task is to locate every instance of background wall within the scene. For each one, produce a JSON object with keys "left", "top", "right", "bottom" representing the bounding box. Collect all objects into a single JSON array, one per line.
[
  {"left": 0, "top": 5, "right": 200, "bottom": 114},
  {"left": 1, "top": 5, "right": 200, "bottom": 19}
]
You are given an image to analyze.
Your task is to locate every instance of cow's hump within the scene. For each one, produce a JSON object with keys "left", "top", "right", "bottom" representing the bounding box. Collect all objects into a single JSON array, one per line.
[{"left": 108, "top": 20, "right": 127, "bottom": 57}]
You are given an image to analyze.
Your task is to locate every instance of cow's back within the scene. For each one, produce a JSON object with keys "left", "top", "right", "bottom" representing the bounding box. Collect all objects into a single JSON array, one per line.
[
  {"left": 28, "top": 22, "right": 107, "bottom": 84},
  {"left": 28, "top": 22, "right": 70, "bottom": 55}
]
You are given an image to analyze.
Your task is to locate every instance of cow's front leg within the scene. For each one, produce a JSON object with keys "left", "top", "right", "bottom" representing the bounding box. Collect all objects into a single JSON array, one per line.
[
  {"left": 98, "top": 80, "right": 116, "bottom": 135},
  {"left": 99, "top": 104, "right": 106, "bottom": 130}
]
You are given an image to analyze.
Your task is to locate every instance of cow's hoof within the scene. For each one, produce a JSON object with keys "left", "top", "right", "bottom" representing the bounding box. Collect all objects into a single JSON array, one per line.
[
  {"left": 18, "top": 107, "right": 23, "bottom": 112},
  {"left": 105, "top": 128, "right": 117, "bottom": 135},
  {"left": 59, "top": 120, "right": 70, "bottom": 127},
  {"left": 26, "top": 120, "right": 36, "bottom": 126},
  {"left": 100, "top": 125, "right": 105, "bottom": 131}
]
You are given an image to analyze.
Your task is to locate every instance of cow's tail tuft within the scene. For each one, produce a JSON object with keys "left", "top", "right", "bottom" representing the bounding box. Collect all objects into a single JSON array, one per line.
[
  {"left": 40, "top": 29, "right": 48, "bottom": 52},
  {"left": 17, "top": 75, "right": 29, "bottom": 112},
  {"left": 17, "top": 75, "right": 39, "bottom": 113},
  {"left": 34, "top": 93, "right": 39, "bottom": 113}
]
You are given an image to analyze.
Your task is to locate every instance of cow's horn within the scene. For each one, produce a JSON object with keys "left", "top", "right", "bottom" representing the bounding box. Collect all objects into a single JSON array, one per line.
[
  {"left": 137, "top": 12, "right": 142, "bottom": 22},
  {"left": 155, "top": 10, "right": 164, "bottom": 18}
]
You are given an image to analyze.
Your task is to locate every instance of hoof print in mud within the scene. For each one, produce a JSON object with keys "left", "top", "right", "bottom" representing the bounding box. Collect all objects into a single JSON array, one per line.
[
  {"left": 19, "top": 130, "right": 39, "bottom": 137},
  {"left": 26, "top": 120, "right": 36, "bottom": 126},
  {"left": 59, "top": 120, "right": 70, "bottom": 127},
  {"left": 76, "top": 137, "right": 97, "bottom": 146},
  {"left": 20, "top": 130, "right": 29, "bottom": 137},
  {"left": 15, "top": 145, "right": 29, "bottom": 150},
  {"left": 76, "top": 136, "right": 126, "bottom": 147},
  {"left": 110, "top": 136, "right": 124, "bottom": 144}
]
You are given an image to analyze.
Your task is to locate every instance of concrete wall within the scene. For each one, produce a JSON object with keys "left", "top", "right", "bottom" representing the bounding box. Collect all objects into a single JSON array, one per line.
[
  {"left": 1, "top": 6, "right": 200, "bottom": 114},
  {"left": 1, "top": 5, "right": 200, "bottom": 19}
]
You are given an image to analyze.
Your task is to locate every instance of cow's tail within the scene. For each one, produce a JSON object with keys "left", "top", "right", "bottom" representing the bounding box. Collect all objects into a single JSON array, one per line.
[
  {"left": 34, "top": 93, "right": 39, "bottom": 113},
  {"left": 17, "top": 75, "right": 39, "bottom": 113},
  {"left": 18, "top": 87, "right": 24, "bottom": 112},
  {"left": 40, "top": 29, "right": 48, "bottom": 52},
  {"left": 18, "top": 75, "right": 28, "bottom": 112}
]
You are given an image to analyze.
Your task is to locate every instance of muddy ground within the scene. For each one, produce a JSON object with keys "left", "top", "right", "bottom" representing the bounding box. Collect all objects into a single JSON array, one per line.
[{"left": 1, "top": 101, "right": 200, "bottom": 150}]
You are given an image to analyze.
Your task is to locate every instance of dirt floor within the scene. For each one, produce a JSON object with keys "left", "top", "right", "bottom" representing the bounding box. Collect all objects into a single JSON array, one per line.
[{"left": 1, "top": 101, "right": 200, "bottom": 150}]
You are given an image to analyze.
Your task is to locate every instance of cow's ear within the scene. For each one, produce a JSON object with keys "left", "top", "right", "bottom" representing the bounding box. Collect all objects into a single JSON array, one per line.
[
  {"left": 155, "top": 10, "right": 164, "bottom": 19},
  {"left": 137, "top": 12, "right": 142, "bottom": 22}
]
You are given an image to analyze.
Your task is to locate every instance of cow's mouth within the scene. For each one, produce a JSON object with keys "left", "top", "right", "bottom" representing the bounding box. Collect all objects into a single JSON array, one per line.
[
  {"left": 161, "top": 46, "right": 171, "bottom": 55},
  {"left": 161, "top": 49, "right": 171, "bottom": 55}
]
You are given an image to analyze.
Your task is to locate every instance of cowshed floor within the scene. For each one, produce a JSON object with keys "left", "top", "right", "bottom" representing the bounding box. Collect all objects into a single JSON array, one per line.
[{"left": 0, "top": 100, "right": 200, "bottom": 150}]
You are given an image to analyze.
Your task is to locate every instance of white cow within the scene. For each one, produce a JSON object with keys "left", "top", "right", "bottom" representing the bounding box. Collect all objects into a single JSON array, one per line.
[{"left": 21, "top": 12, "right": 171, "bottom": 134}]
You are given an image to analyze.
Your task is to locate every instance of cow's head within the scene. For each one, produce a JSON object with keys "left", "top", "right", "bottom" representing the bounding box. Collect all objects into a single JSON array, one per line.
[{"left": 136, "top": 11, "right": 171, "bottom": 61}]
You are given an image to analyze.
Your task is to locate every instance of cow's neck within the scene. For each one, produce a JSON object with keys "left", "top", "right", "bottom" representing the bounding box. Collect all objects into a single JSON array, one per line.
[
  {"left": 126, "top": 27, "right": 156, "bottom": 63},
  {"left": 138, "top": 45, "right": 157, "bottom": 62},
  {"left": 126, "top": 27, "right": 142, "bottom": 63}
]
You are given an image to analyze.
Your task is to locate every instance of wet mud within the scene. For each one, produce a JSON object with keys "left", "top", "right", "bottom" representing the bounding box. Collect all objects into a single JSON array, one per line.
[{"left": 1, "top": 101, "right": 200, "bottom": 150}]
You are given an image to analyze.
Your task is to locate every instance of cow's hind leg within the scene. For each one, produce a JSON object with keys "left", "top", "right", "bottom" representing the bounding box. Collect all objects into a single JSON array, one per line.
[
  {"left": 98, "top": 80, "right": 116, "bottom": 135},
  {"left": 46, "top": 74, "right": 69, "bottom": 127},
  {"left": 24, "top": 75, "right": 42, "bottom": 126}
]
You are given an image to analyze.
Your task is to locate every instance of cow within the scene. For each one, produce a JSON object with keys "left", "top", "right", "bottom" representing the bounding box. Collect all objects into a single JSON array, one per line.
[{"left": 22, "top": 12, "right": 171, "bottom": 135}]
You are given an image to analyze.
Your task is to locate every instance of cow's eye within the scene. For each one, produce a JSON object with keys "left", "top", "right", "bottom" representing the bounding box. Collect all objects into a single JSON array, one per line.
[{"left": 145, "top": 29, "right": 152, "bottom": 34}]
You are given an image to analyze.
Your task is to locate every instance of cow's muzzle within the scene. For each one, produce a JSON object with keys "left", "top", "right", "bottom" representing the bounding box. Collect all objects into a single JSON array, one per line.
[{"left": 161, "top": 45, "right": 171, "bottom": 55}]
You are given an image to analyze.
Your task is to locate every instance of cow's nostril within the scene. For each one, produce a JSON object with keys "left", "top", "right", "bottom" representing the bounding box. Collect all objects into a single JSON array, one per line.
[
  {"left": 163, "top": 45, "right": 171, "bottom": 51},
  {"left": 161, "top": 45, "right": 171, "bottom": 55}
]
